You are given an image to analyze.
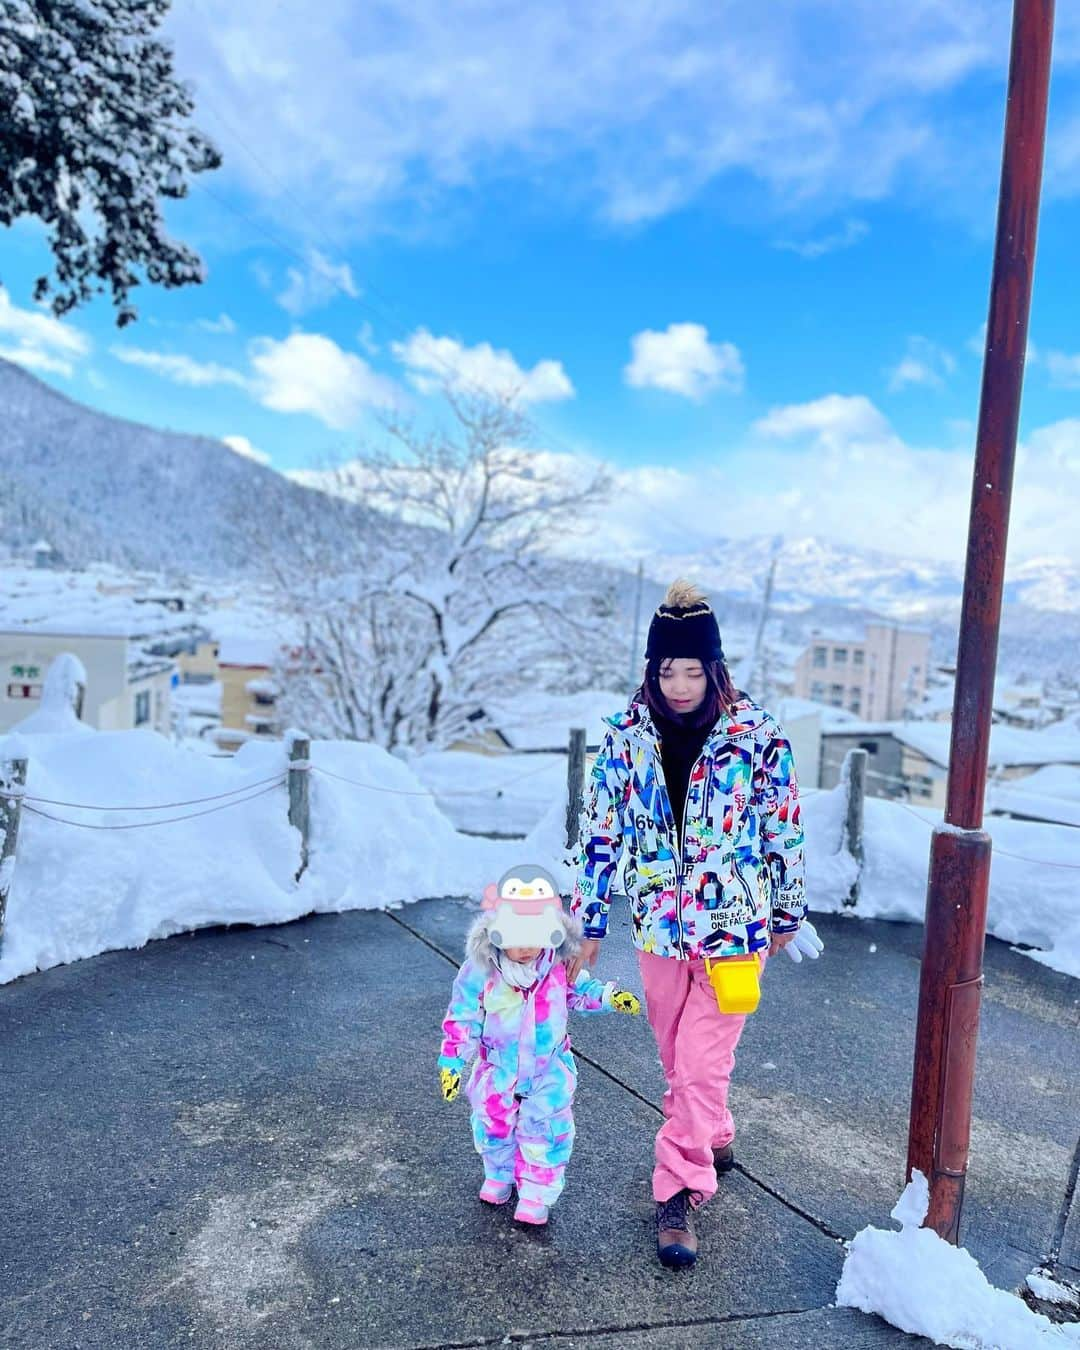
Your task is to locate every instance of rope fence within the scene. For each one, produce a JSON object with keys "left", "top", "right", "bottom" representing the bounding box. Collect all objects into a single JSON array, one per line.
[
  {"left": 1, "top": 771, "right": 288, "bottom": 813},
  {"left": 885, "top": 794, "right": 1080, "bottom": 870},
  {"left": 309, "top": 755, "right": 561, "bottom": 799},
  {"left": 21, "top": 782, "right": 286, "bottom": 832},
  {"left": 0, "top": 740, "right": 1076, "bottom": 880},
  {"left": 833, "top": 760, "right": 1080, "bottom": 809}
]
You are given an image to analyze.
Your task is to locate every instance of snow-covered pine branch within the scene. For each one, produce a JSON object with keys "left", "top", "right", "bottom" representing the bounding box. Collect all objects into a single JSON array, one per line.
[{"left": 0, "top": 0, "right": 221, "bottom": 324}]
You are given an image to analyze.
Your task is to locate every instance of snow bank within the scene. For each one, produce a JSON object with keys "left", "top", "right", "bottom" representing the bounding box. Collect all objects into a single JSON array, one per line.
[
  {"left": 290, "top": 739, "right": 513, "bottom": 912},
  {"left": 521, "top": 795, "right": 577, "bottom": 890},
  {"left": 412, "top": 749, "right": 565, "bottom": 835},
  {"left": 803, "top": 786, "right": 1080, "bottom": 978},
  {"left": 0, "top": 732, "right": 510, "bottom": 985},
  {"left": 3, "top": 726, "right": 1078, "bottom": 986},
  {"left": 836, "top": 1172, "right": 1080, "bottom": 1348}
]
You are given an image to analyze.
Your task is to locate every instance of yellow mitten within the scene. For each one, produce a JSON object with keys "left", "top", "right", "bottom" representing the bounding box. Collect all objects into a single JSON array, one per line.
[
  {"left": 611, "top": 989, "right": 641, "bottom": 1016},
  {"left": 439, "top": 1067, "right": 461, "bottom": 1102}
]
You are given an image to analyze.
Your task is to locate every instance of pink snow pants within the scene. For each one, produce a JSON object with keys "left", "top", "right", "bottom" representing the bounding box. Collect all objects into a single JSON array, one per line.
[{"left": 637, "top": 950, "right": 752, "bottom": 1205}]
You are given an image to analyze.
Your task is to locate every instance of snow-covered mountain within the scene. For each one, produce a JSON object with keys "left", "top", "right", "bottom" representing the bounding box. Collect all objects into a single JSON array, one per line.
[
  {"left": 3, "top": 358, "right": 1079, "bottom": 678},
  {"left": 655, "top": 536, "right": 1080, "bottom": 678},
  {"left": 0, "top": 358, "right": 362, "bottom": 575},
  {"left": 655, "top": 535, "right": 1080, "bottom": 620}
]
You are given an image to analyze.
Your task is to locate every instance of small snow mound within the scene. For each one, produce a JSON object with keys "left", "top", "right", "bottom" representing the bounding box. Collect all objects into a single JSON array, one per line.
[
  {"left": 1027, "top": 1271, "right": 1080, "bottom": 1309},
  {"left": 10, "top": 653, "right": 91, "bottom": 736},
  {"left": 837, "top": 1173, "right": 1080, "bottom": 1348}
]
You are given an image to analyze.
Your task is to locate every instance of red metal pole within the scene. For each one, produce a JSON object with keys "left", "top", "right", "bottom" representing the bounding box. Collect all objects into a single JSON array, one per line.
[{"left": 906, "top": 0, "right": 1054, "bottom": 1244}]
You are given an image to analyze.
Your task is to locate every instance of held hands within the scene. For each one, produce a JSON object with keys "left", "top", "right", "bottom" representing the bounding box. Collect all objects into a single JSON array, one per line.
[
  {"left": 611, "top": 989, "right": 641, "bottom": 1016},
  {"left": 566, "top": 937, "right": 601, "bottom": 983},
  {"left": 439, "top": 1067, "right": 461, "bottom": 1102},
  {"left": 781, "top": 920, "right": 824, "bottom": 964}
]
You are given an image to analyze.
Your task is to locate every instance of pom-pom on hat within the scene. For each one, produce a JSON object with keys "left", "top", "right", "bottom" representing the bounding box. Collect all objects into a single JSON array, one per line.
[{"left": 645, "top": 579, "right": 724, "bottom": 663}]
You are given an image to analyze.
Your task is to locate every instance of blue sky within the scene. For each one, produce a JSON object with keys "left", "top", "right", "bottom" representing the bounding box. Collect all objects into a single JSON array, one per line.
[{"left": 2, "top": 0, "right": 1080, "bottom": 563}]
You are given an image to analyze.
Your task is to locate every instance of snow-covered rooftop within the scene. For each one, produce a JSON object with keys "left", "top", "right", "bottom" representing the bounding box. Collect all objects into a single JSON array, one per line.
[
  {"left": 217, "top": 636, "right": 282, "bottom": 668},
  {"left": 1008, "top": 764, "right": 1080, "bottom": 800},
  {"left": 824, "top": 718, "right": 1080, "bottom": 769},
  {"left": 988, "top": 785, "right": 1080, "bottom": 828},
  {"left": 483, "top": 689, "right": 627, "bottom": 751},
  {"left": 777, "top": 697, "right": 859, "bottom": 728},
  {"left": 0, "top": 567, "right": 200, "bottom": 641}
]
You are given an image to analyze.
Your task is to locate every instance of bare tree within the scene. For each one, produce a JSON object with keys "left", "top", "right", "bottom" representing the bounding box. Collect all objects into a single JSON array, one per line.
[{"left": 260, "top": 392, "right": 618, "bottom": 751}]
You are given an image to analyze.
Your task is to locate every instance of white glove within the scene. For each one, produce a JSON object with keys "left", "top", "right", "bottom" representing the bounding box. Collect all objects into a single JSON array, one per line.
[{"left": 783, "top": 919, "right": 824, "bottom": 964}]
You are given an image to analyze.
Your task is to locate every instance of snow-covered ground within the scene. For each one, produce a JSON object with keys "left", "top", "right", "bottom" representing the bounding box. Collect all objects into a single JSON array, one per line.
[
  {"left": 411, "top": 749, "right": 566, "bottom": 835},
  {"left": 837, "top": 1172, "right": 1080, "bottom": 1348},
  {"left": 803, "top": 785, "right": 1080, "bottom": 978},
  {"left": 171, "top": 679, "right": 224, "bottom": 754},
  {"left": 2, "top": 726, "right": 1078, "bottom": 985}
]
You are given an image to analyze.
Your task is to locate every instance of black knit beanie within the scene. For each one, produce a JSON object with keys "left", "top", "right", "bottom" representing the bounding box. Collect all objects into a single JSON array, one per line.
[{"left": 645, "top": 583, "right": 724, "bottom": 662}]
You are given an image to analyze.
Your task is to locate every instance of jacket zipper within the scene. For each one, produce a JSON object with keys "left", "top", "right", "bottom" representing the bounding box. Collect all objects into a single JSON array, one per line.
[
  {"left": 677, "top": 750, "right": 711, "bottom": 958},
  {"left": 655, "top": 739, "right": 710, "bottom": 959}
]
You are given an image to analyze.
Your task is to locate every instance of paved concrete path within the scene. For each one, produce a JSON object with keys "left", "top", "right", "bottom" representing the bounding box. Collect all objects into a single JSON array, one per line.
[{"left": 1, "top": 898, "right": 1076, "bottom": 1349}]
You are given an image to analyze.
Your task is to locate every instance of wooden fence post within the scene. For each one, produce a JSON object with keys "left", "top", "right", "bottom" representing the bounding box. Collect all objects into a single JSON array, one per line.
[
  {"left": 0, "top": 756, "right": 28, "bottom": 943},
  {"left": 565, "top": 727, "right": 586, "bottom": 852},
  {"left": 842, "top": 747, "right": 868, "bottom": 907},
  {"left": 288, "top": 736, "right": 311, "bottom": 881}
]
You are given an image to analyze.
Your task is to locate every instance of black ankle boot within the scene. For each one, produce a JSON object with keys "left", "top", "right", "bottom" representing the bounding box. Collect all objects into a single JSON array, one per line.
[{"left": 656, "top": 1189, "right": 698, "bottom": 1268}]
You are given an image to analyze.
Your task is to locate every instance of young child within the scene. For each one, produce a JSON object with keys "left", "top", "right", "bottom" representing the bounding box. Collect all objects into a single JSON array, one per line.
[{"left": 438, "top": 863, "right": 640, "bottom": 1225}]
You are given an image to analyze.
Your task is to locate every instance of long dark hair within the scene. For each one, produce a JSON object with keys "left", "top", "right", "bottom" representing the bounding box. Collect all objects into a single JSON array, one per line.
[{"left": 636, "top": 656, "right": 740, "bottom": 728}]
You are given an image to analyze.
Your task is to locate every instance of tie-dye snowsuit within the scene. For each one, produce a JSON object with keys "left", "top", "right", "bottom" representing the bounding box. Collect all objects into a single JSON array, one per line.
[{"left": 439, "top": 916, "right": 616, "bottom": 1208}]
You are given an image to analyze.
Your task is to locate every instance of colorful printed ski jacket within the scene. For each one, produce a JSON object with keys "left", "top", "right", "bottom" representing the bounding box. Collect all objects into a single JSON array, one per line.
[
  {"left": 571, "top": 696, "right": 805, "bottom": 959},
  {"left": 438, "top": 916, "right": 616, "bottom": 1092}
]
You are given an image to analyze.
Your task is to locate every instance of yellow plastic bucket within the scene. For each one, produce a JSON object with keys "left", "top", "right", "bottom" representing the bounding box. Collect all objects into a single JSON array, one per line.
[{"left": 704, "top": 953, "right": 762, "bottom": 1015}]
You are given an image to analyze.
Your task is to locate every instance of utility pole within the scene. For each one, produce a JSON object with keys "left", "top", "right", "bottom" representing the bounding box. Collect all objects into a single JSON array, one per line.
[
  {"left": 906, "top": 0, "right": 1054, "bottom": 1244},
  {"left": 629, "top": 561, "right": 644, "bottom": 693},
  {"left": 748, "top": 537, "right": 781, "bottom": 701}
]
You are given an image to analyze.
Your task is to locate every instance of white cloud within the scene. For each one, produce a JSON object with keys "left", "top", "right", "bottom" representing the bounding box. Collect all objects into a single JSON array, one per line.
[
  {"left": 111, "top": 347, "right": 250, "bottom": 389},
  {"left": 250, "top": 332, "right": 399, "bottom": 428},
  {"left": 774, "top": 219, "right": 869, "bottom": 259},
  {"left": 391, "top": 329, "right": 574, "bottom": 405},
  {"left": 222, "top": 434, "right": 272, "bottom": 466},
  {"left": 164, "top": 1, "right": 1056, "bottom": 235},
  {"left": 1045, "top": 351, "right": 1080, "bottom": 389},
  {"left": 289, "top": 390, "right": 1080, "bottom": 564},
  {"left": 560, "top": 395, "right": 1080, "bottom": 565},
  {"left": 277, "top": 250, "right": 360, "bottom": 315},
  {"left": 887, "top": 336, "right": 956, "bottom": 392},
  {"left": 0, "top": 287, "right": 90, "bottom": 377},
  {"left": 753, "top": 393, "right": 892, "bottom": 446},
  {"left": 357, "top": 320, "right": 379, "bottom": 355},
  {"left": 112, "top": 331, "right": 399, "bottom": 430},
  {"left": 197, "top": 313, "right": 238, "bottom": 334},
  {"left": 624, "top": 323, "right": 744, "bottom": 400},
  {"left": 251, "top": 260, "right": 275, "bottom": 292}
]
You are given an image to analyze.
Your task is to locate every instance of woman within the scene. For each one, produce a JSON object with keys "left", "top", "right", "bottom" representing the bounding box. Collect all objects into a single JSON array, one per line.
[{"left": 568, "top": 579, "right": 807, "bottom": 1269}]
